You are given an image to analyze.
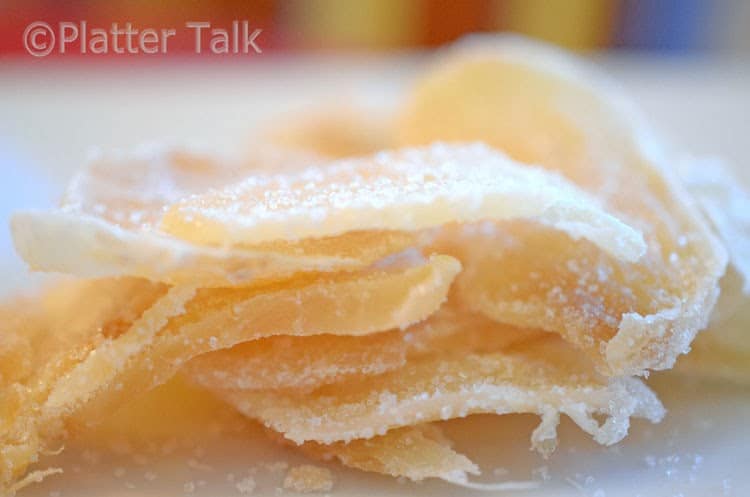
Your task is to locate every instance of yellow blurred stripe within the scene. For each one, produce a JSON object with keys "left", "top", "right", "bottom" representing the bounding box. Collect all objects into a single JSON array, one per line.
[
  {"left": 498, "top": 0, "right": 615, "bottom": 50},
  {"left": 290, "top": 0, "right": 420, "bottom": 49}
]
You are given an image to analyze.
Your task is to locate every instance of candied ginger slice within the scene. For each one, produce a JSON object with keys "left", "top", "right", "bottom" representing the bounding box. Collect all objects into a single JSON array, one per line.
[
  {"left": 69, "top": 254, "right": 460, "bottom": 425},
  {"left": 161, "top": 143, "right": 645, "bottom": 262},
  {"left": 403, "top": 304, "right": 549, "bottom": 358},
  {"left": 674, "top": 333, "right": 750, "bottom": 384},
  {"left": 184, "top": 305, "right": 546, "bottom": 394},
  {"left": 1, "top": 277, "right": 168, "bottom": 408},
  {"left": 43, "top": 284, "right": 198, "bottom": 413},
  {"left": 398, "top": 35, "right": 727, "bottom": 375},
  {"left": 434, "top": 221, "right": 647, "bottom": 373},
  {"left": 675, "top": 300, "right": 750, "bottom": 383},
  {"left": 264, "top": 105, "right": 394, "bottom": 159},
  {"left": 0, "top": 277, "right": 167, "bottom": 491},
  {"left": 185, "top": 331, "right": 408, "bottom": 392},
  {"left": 240, "top": 144, "right": 329, "bottom": 174},
  {"left": 76, "top": 375, "right": 249, "bottom": 447},
  {"left": 1, "top": 255, "right": 457, "bottom": 493},
  {"left": 97, "top": 371, "right": 483, "bottom": 485},
  {"left": 671, "top": 158, "right": 750, "bottom": 383},
  {"left": 188, "top": 304, "right": 544, "bottom": 403},
  {"left": 678, "top": 156, "right": 750, "bottom": 294},
  {"left": 11, "top": 146, "right": 415, "bottom": 286},
  {"left": 216, "top": 336, "right": 664, "bottom": 451},
  {"left": 300, "top": 425, "right": 480, "bottom": 483}
]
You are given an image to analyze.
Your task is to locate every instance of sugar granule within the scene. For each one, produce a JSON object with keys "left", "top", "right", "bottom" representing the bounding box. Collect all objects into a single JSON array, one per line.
[
  {"left": 235, "top": 476, "right": 256, "bottom": 494},
  {"left": 283, "top": 465, "right": 334, "bottom": 493}
]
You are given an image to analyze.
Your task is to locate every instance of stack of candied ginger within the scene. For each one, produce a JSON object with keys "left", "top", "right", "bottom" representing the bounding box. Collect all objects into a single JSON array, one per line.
[{"left": 3, "top": 36, "right": 748, "bottom": 494}]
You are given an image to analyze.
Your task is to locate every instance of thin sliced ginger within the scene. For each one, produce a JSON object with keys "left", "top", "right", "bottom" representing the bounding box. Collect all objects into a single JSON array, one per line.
[
  {"left": 669, "top": 157, "right": 750, "bottom": 383},
  {"left": 11, "top": 145, "right": 417, "bottom": 286},
  {"left": 5, "top": 139, "right": 657, "bottom": 492},
  {"left": 161, "top": 143, "right": 645, "bottom": 263},
  {"left": 211, "top": 311, "right": 664, "bottom": 457},
  {"left": 185, "top": 331, "right": 411, "bottom": 392},
  {"left": 397, "top": 35, "right": 727, "bottom": 376},
  {"left": 182, "top": 307, "right": 662, "bottom": 485},
  {"left": 0, "top": 278, "right": 167, "bottom": 493},
  {"left": 186, "top": 305, "right": 544, "bottom": 394},
  {"left": 1, "top": 255, "right": 459, "bottom": 492},
  {"left": 299, "top": 425, "right": 481, "bottom": 484},
  {"left": 262, "top": 104, "right": 394, "bottom": 159},
  {"left": 80, "top": 375, "right": 489, "bottom": 486}
]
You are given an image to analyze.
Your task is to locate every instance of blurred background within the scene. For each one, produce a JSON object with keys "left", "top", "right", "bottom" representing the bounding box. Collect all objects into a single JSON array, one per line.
[
  {"left": 1, "top": 0, "right": 749, "bottom": 54},
  {"left": 0, "top": 0, "right": 748, "bottom": 294}
]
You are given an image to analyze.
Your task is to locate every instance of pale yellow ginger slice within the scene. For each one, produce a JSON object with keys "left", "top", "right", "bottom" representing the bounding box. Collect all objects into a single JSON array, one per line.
[
  {"left": 162, "top": 143, "right": 645, "bottom": 264},
  {"left": 670, "top": 157, "right": 750, "bottom": 382},
  {"left": 1, "top": 255, "right": 458, "bottom": 493},
  {"left": 675, "top": 271, "right": 750, "bottom": 384},
  {"left": 674, "top": 334, "right": 750, "bottom": 384},
  {"left": 300, "top": 425, "right": 480, "bottom": 483},
  {"left": 185, "top": 305, "right": 543, "bottom": 393},
  {"left": 264, "top": 105, "right": 394, "bottom": 159},
  {"left": 83, "top": 376, "right": 485, "bottom": 485},
  {"left": 2, "top": 281, "right": 181, "bottom": 494},
  {"left": 42, "top": 284, "right": 198, "bottom": 418},
  {"left": 185, "top": 331, "right": 409, "bottom": 392},
  {"left": 402, "top": 305, "right": 548, "bottom": 358},
  {"left": 431, "top": 221, "right": 650, "bottom": 374},
  {"left": 11, "top": 145, "right": 416, "bottom": 286},
  {"left": 397, "top": 35, "right": 727, "bottom": 376},
  {"left": 215, "top": 335, "right": 664, "bottom": 454},
  {"left": 676, "top": 293, "right": 750, "bottom": 383},
  {"left": 0, "top": 278, "right": 167, "bottom": 493},
  {"left": 75, "top": 375, "right": 250, "bottom": 447},
  {"left": 183, "top": 306, "right": 541, "bottom": 485},
  {"left": 242, "top": 144, "right": 329, "bottom": 174},
  {"left": 677, "top": 156, "right": 750, "bottom": 324},
  {"left": 79, "top": 371, "right": 503, "bottom": 487},
  {"left": 61, "top": 254, "right": 459, "bottom": 427},
  {"left": 666, "top": 155, "right": 750, "bottom": 383},
  {"left": 678, "top": 156, "right": 750, "bottom": 295},
  {"left": 302, "top": 424, "right": 539, "bottom": 489},
  {"left": 0, "top": 278, "right": 166, "bottom": 404}
]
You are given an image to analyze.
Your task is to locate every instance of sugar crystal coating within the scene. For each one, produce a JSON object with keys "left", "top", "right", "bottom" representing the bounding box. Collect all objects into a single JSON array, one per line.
[
  {"left": 71, "top": 255, "right": 459, "bottom": 425},
  {"left": 299, "top": 425, "right": 480, "bottom": 483},
  {"left": 185, "top": 331, "right": 409, "bottom": 392},
  {"left": 162, "top": 143, "right": 645, "bottom": 262},
  {"left": 282, "top": 464, "right": 334, "bottom": 493},
  {"left": 398, "top": 35, "right": 727, "bottom": 375},
  {"left": 11, "top": 146, "right": 417, "bottom": 286},
  {"left": 214, "top": 316, "right": 664, "bottom": 451},
  {"left": 0, "top": 256, "right": 458, "bottom": 492}
]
